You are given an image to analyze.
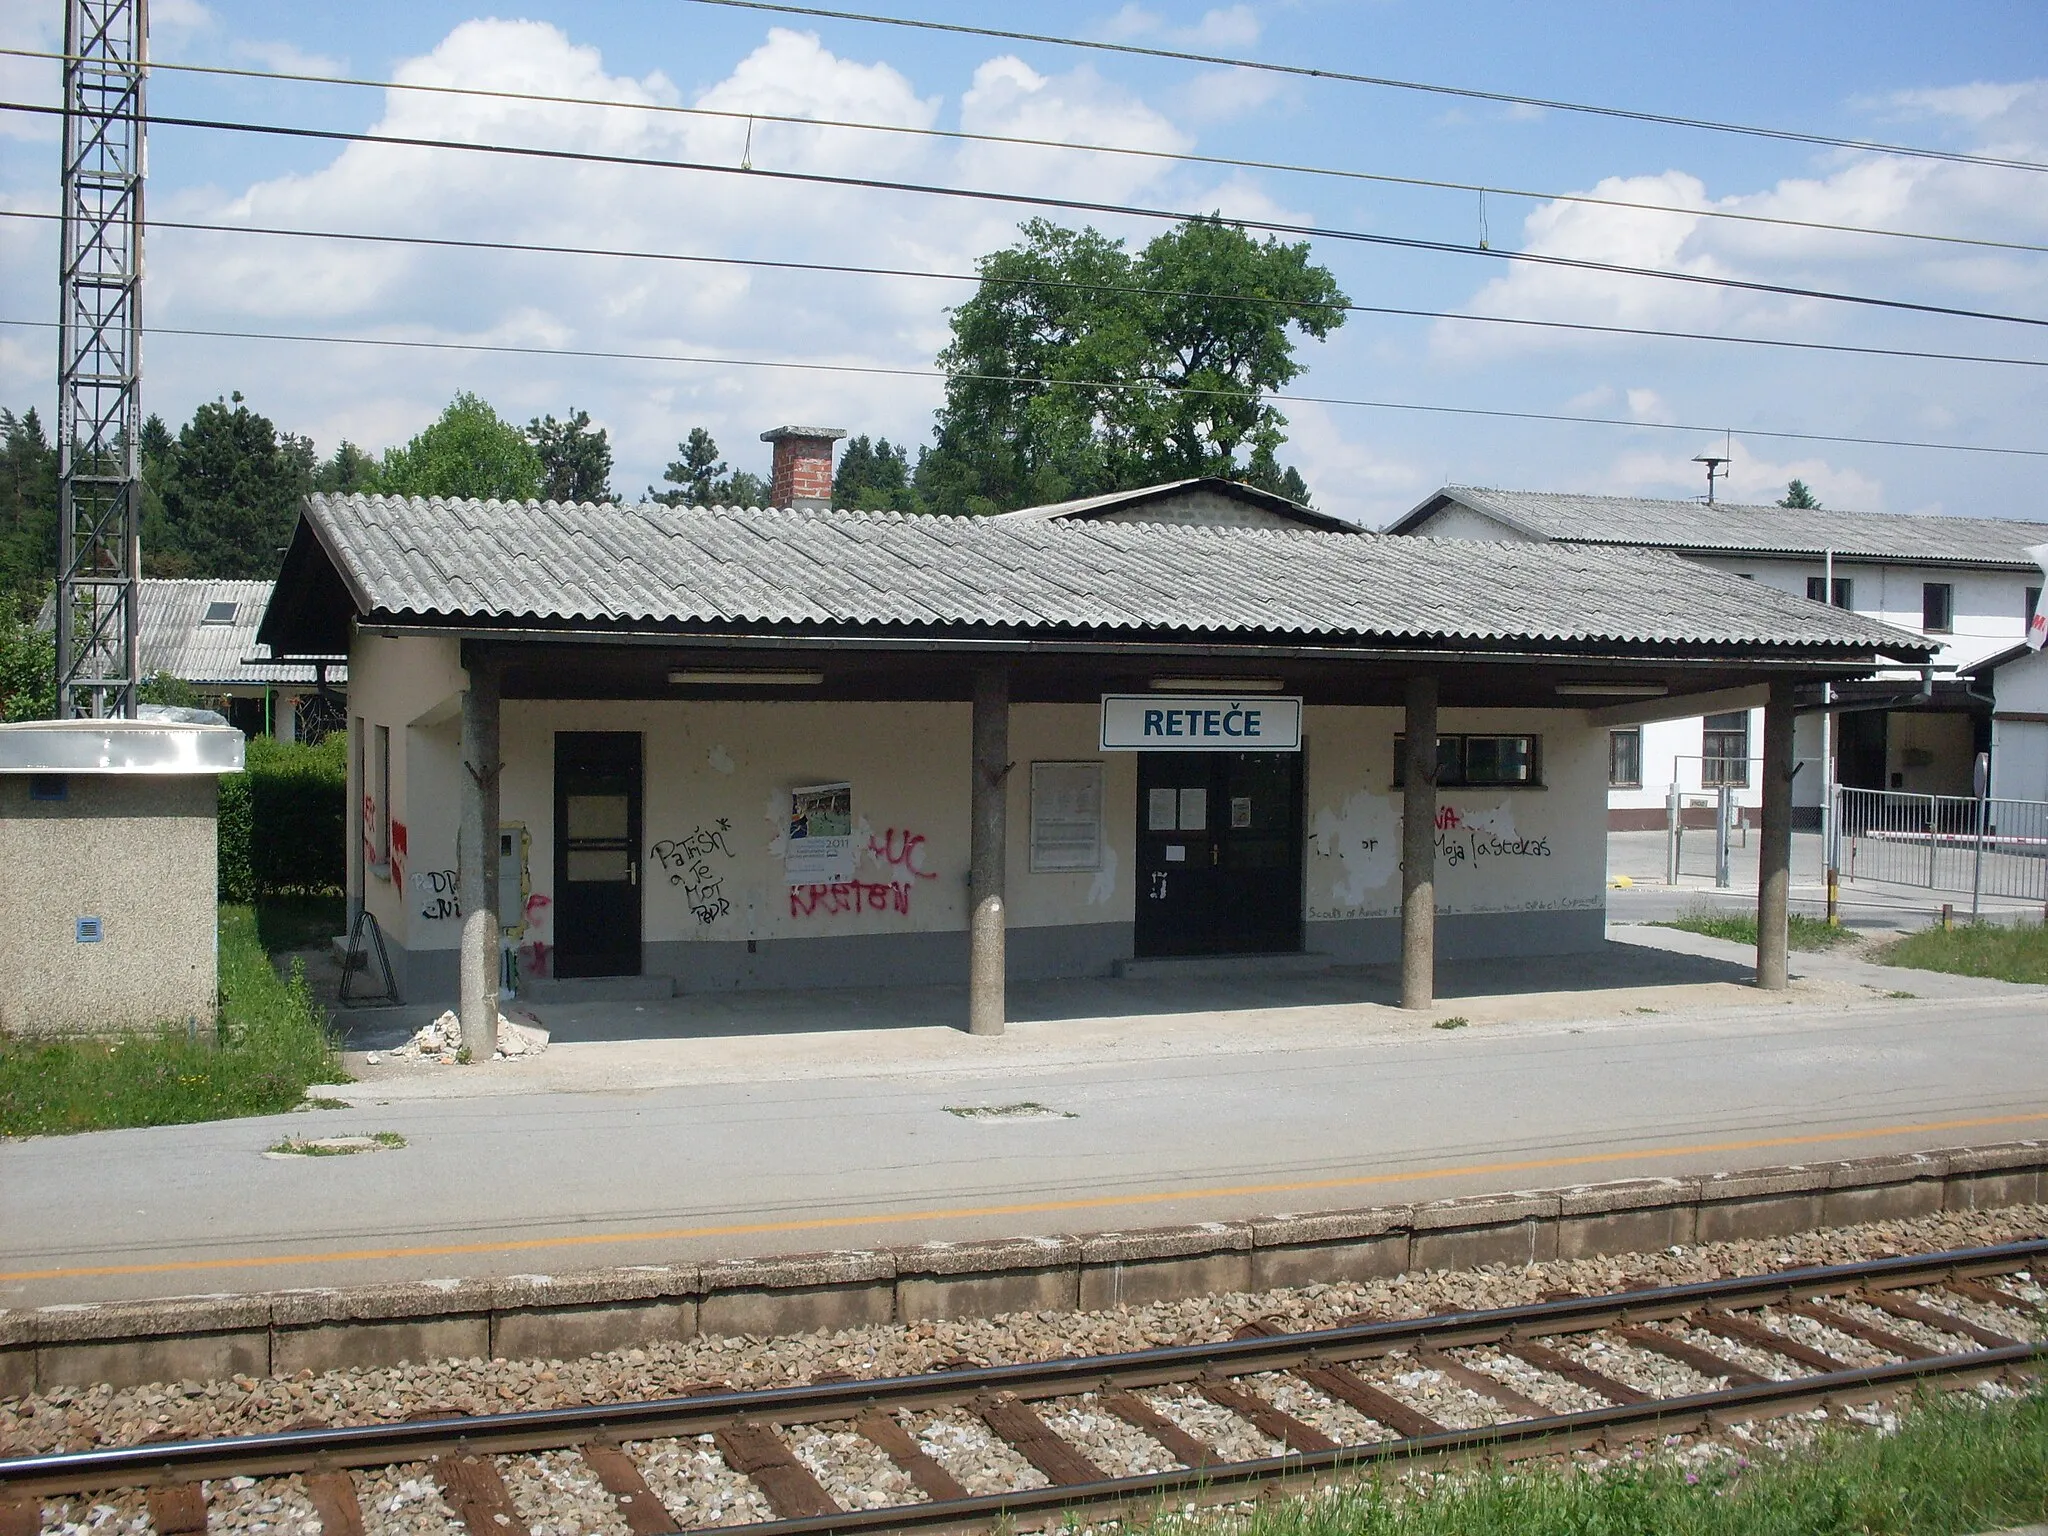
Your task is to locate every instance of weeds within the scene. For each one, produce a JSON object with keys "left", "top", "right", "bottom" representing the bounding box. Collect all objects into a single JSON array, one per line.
[
  {"left": 1653, "top": 903, "right": 1860, "bottom": 952},
  {"left": 1431, "top": 1016, "right": 1469, "bottom": 1030}
]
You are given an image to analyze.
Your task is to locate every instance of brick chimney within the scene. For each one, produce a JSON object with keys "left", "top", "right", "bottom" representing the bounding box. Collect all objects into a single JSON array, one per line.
[{"left": 761, "top": 425, "right": 847, "bottom": 511}]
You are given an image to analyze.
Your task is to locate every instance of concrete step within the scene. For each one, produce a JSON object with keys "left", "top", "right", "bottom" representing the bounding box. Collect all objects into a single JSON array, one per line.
[
  {"left": 1113, "top": 952, "right": 1334, "bottom": 982},
  {"left": 518, "top": 973, "right": 676, "bottom": 1004}
]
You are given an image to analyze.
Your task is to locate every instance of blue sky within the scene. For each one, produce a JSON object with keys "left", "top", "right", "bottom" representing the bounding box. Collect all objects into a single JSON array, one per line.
[{"left": 2, "top": 0, "right": 2044, "bottom": 525}]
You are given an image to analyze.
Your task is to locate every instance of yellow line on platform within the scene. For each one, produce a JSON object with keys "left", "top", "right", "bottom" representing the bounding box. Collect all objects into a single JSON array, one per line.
[{"left": 5, "top": 1109, "right": 2045, "bottom": 1284}]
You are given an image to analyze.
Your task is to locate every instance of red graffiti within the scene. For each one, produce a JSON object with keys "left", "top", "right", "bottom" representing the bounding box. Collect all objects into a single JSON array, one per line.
[
  {"left": 867, "top": 826, "right": 938, "bottom": 879},
  {"left": 362, "top": 793, "right": 379, "bottom": 866},
  {"left": 523, "top": 891, "right": 552, "bottom": 930},
  {"left": 1434, "top": 806, "right": 1462, "bottom": 831},
  {"left": 517, "top": 939, "right": 551, "bottom": 979},
  {"left": 790, "top": 880, "right": 915, "bottom": 918},
  {"left": 390, "top": 820, "right": 408, "bottom": 885}
]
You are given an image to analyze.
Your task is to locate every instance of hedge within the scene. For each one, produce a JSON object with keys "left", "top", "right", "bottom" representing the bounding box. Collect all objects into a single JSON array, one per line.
[{"left": 219, "top": 733, "right": 347, "bottom": 899}]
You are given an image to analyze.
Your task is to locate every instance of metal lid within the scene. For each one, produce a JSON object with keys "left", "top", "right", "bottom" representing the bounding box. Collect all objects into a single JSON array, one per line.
[{"left": 0, "top": 719, "right": 247, "bottom": 775}]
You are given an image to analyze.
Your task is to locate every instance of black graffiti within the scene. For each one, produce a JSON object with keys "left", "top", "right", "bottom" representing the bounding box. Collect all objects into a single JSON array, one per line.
[{"left": 652, "top": 819, "right": 736, "bottom": 925}]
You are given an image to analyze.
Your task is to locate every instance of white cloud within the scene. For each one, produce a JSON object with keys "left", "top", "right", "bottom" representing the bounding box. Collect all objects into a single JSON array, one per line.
[
  {"left": 1099, "top": 4, "right": 1262, "bottom": 49},
  {"left": 0, "top": 4, "right": 61, "bottom": 142},
  {"left": 1277, "top": 401, "right": 1428, "bottom": 528},
  {"left": 1625, "top": 388, "right": 1672, "bottom": 424},
  {"left": 1601, "top": 442, "right": 1888, "bottom": 512},
  {"left": 231, "top": 39, "right": 348, "bottom": 78}
]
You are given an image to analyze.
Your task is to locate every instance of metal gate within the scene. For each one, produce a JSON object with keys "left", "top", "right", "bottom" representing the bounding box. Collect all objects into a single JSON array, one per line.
[{"left": 1836, "top": 786, "right": 2048, "bottom": 903}]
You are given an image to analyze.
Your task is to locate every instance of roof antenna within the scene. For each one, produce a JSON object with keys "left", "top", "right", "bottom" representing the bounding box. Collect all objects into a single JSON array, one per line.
[{"left": 1692, "top": 430, "right": 1732, "bottom": 504}]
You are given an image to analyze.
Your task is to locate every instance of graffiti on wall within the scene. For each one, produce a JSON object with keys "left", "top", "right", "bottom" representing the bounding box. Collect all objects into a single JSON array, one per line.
[
  {"left": 651, "top": 819, "right": 738, "bottom": 925},
  {"left": 866, "top": 826, "right": 937, "bottom": 882},
  {"left": 390, "top": 820, "right": 408, "bottom": 887},
  {"left": 517, "top": 891, "right": 552, "bottom": 979},
  {"left": 411, "top": 868, "right": 460, "bottom": 920},
  {"left": 1433, "top": 804, "right": 1550, "bottom": 867},
  {"left": 789, "top": 879, "right": 915, "bottom": 918}
]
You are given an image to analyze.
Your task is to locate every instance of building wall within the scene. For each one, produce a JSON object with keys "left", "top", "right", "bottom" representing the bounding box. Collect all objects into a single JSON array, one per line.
[
  {"left": 0, "top": 774, "right": 220, "bottom": 1037},
  {"left": 347, "top": 635, "right": 1614, "bottom": 1002},
  {"left": 1087, "top": 490, "right": 1315, "bottom": 530},
  {"left": 1989, "top": 648, "right": 2048, "bottom": 802}
]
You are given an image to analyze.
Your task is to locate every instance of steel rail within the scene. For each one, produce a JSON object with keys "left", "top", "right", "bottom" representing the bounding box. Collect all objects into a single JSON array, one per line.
[
  {"left": 2, "top": 1239, "right": 2039, "bottom": 1502},
  {"left": 0, "top": 1245, "right": 2039, "bottom": 1523}
]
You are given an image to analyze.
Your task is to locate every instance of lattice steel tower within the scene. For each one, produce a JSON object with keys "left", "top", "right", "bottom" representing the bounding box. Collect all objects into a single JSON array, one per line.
[{"left": 55, "top": 0, "right": 147, "bottom": 718}]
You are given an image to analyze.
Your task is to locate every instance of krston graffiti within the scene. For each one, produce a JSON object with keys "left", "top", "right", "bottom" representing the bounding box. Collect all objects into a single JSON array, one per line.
[{"left": 651, "top": 819, "right": 738, "bottom": 925}]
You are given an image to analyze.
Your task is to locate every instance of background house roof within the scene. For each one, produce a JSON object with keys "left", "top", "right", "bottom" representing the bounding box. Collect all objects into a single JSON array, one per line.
[
  {"left": 264, "top": 493, "right": 1933, "bottom": 663},
  {"left": 41, "top": 579, "right": 344, "bottom": 687},
  {"left": 1390, "top": 487, "right": 2048, "bottom": 569},
  {"left": 995, "top": 477, "right": 1354, "bottom": 533}
]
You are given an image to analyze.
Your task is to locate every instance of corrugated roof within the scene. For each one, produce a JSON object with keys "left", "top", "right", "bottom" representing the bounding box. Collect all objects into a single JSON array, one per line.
[
  {"left": 1400, "top": 487, "right": 2048, "bottom": 568},
  {"left": 293, "top": 493, "right": 1932, "bottom": 658},
  {"left": 41, "top": 580, "right": 344, "bottom": 685}
]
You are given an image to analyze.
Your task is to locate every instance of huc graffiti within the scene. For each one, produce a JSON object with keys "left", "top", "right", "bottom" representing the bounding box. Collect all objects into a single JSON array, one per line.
[
  {"left": 866, "top": 826, "right": 938, "bottom": 881},
  {"left": 651, "top": 819, "right": 738, "bottom": 925}
]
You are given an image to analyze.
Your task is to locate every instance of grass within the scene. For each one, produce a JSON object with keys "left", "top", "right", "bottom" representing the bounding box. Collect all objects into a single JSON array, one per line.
[
  {"left": 1431, "top": 1016, "right": 1469, "bottom": 1030},
  {"left": 1875, "top": 919, "right": 2048, "bottom": 985},
  {"left": 1653, "top": 903, "right": 1861, "bottom": 952},
  {"left": 0, "top": 904, "right": 346, "bottom": 1137},
  {"left": 1133, "top": 1388, "right": 2048, "bottom": 1536}
]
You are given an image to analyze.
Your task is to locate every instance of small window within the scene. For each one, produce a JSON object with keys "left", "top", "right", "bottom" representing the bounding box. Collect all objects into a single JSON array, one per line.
[
  {"left": 1394, "top": 733, "right": 1541, "bottom": 788},
  {"left": 371, "top": 724, "right": 391, "bottom": 873},
  {"left": 200, "top": 600, "right": 239, "bottom": 625},
  {"left": 1702, "top": 711, "right": 1750, "bottom": 788},
  {"left": 2028, "top": 586, "right": 2041, "bottom": 626},
  {"left": 1805, "top": 576, "right": 1853, "bottom": 608},
  {"left": 1609, "top": 729, "right": 1643, "bottom": 788},
  {"left": 1921, "top": 582, "right": 1954, "bottom": 634}
]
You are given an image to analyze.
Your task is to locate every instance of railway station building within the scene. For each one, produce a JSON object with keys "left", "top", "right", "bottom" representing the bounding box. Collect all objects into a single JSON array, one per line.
[{"left": 258, "top": 452, "right": 1933, "bottom": 1031}]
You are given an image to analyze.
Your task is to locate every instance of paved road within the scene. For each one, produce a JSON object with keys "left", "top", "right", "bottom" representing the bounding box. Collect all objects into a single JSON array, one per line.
[{"left": 4, "top": 930, "right": 2043, "bottom": 1309}]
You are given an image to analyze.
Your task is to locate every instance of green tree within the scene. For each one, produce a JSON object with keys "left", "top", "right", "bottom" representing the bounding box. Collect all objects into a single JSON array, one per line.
[
  {"left": 376, "top": 392, "right": 542, "bottom": 501},
  {"left": 650, "top": 428, "right": 768, "bottom": 507},
  {"left": 833, "top": 435, "right": 916, "bottom": 510},
  {"left": 314, "top": 440, "right": 378, "bottom": 493},
  {"left": 0, "top": 408, "right": 59, "bottom": 617},
  {"left": 528, "top": 408, "right": 614, "bottom": 503},
  {"left": 147, "top": 393, "right": 310, "bottom": 579},
  {"left": 0, "top": 614, "right": 55, "bottom": 721},
  {"left": 1779, "top": 479, "right": 1822, "bottom": 509},
  {"left": 915, "top": 216, "right": 1346, "bottom": 515}
]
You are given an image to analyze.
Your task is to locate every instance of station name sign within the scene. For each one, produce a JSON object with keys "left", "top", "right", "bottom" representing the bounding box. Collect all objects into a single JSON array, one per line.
[{"left": 1099, "top": 694, "right": 1303, "bottom": 752}]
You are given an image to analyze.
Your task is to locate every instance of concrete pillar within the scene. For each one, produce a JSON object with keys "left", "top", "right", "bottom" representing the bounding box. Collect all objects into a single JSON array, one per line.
[
  {"left": 967, "top": 665, "right": 1009, "bottom": 1036},
  {"left": 1400, "top": 672, "right": 1439, "bottom": 1010},
  {"left": 457, "top": 649, "right": 502, "bottom": 1061},
  {"left": 1756, "top": 676, "right": 1797, "bottom": 991},
  {"left": 345, "top": 712, "right": 364, "bottom": 934}
]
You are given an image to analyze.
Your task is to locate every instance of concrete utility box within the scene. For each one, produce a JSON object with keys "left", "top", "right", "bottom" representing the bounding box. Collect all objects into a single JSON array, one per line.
[{"left": 0, "top": 719, "right": 245, "bottom": 1037}]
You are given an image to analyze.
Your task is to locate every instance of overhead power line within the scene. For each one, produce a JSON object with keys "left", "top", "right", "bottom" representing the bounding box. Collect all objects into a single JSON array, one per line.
[
  {"left": 3, "top": 315, "right": 2041, "bottom": 461},
  {"left": 4, "top": 45, "right": 2042, "bottom": 256},
  {"left": 3, "top": 99, "right": 2043, "bottom": 332},
  {"left": 685, "top": 0, "right": 2048, "bottom": 176},
  {"left": 3, "top": 206, "right": 2042, "bottom": 370}
]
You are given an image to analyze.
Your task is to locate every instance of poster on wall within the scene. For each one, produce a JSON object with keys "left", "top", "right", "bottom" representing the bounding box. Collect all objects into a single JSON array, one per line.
[{"left": 786, "top": 781, "right": 855, "bottom": 883}]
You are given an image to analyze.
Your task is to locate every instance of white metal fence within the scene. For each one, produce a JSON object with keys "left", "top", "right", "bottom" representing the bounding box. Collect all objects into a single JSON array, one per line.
[{"left": 1837, "top": 786, "right": 2048, "bottom": 904}]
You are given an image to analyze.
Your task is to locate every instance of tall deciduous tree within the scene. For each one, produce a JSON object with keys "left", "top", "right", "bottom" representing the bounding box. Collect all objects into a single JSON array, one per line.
[
  {"left": 377, "top": 392, "right": 542, "bottom": 502},
  {"left": 528, "top": 408, "right": 614, "bottom": 503},
  {"left": 915, "top": 216, "right": 1346, "bottom": 514}
]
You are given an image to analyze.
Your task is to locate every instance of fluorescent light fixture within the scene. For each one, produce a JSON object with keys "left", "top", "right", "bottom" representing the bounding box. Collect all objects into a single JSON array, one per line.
[
  {"left": 1148, "top": 676, "right": 1287, "bottom": 692},
  {"left": 1555, "top": 682, "right": 1669, "bottom": 698},
  {"left": 669, "top": 669, "right": 824, "bottom": 686}
]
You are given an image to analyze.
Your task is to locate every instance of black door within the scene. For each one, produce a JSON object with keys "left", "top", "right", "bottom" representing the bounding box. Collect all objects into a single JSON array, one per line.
[
  {"left": 554, "top": 732, "right": 643, "bottom": 978},
  {"left": 1135, "top": 751, "right": 1303, "bottom": 957},
  {"left": 1837, "top": 710, "right": 1888, "bottom": 791}
]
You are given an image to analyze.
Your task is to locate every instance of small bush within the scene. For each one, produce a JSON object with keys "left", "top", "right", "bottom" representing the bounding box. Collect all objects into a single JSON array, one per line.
[
  {"left": 0, "top": 905, "right": 344, "bottom": 1136},
  {"left": 218, "top": 733, "right": 347, "bottom": 900}
]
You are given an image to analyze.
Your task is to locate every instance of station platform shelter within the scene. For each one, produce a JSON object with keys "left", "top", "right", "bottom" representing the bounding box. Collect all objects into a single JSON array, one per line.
[{"left": 258, "top": 486, "right": 1934, "bottom": 1045}]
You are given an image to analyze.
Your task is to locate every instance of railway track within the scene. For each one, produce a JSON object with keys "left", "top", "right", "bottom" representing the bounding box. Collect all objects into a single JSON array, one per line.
[{"left": 3, "top": 1240, "right": 2042, "bottom": 1536}]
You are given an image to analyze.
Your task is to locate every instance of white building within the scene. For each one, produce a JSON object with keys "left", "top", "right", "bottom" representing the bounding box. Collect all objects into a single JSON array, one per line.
[
  {"left": 1388, "top": 489, "right": 2048, "bottom": 827},
  {"left": 1968, "top": 644, "right": 2048, "bottom": 803},
  {"left": 255, "top": 442, "right": 1928, "bottom": 1014}
]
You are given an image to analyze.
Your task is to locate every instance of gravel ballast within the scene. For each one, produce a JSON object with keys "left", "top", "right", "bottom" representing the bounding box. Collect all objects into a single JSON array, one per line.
[{"left": 3, "top": 1204, "right": 2042, "bottom": 1534}]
